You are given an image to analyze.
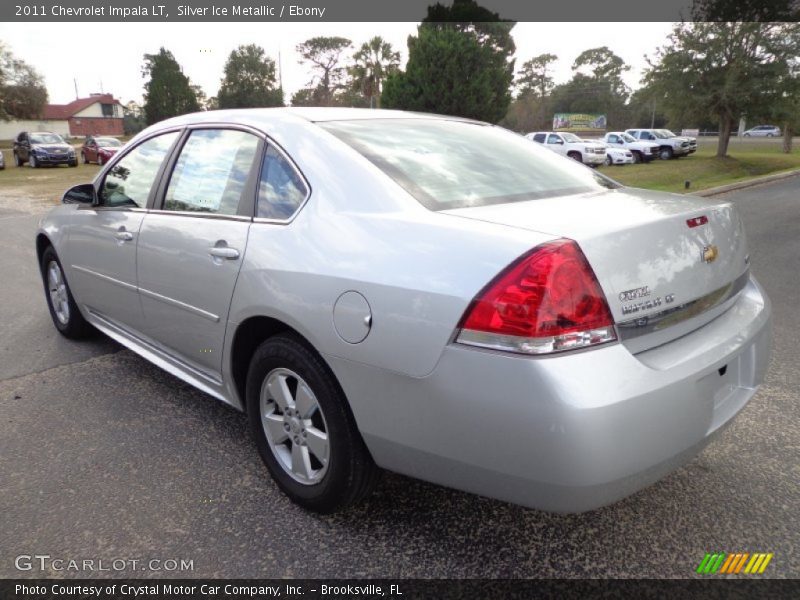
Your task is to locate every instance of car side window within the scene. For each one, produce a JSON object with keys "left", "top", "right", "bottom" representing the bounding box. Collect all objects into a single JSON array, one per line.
[
  {"left": 608, "top": 134, "right": 619, "bottom": 143},
  {"left": 547, "top": 134, "right": 561, "bottom": 144},
  {"left": 532, "top": 133, "right": 546, "bottom": 143},
  {"left": 163, "top": 129, "right": 259, "bottom": 216},
  {"left": 100, "top": 131, "right": 179, "bottom": 209},
  {"left": 257, "top": 145, "right": 309, "bottom": 220}
]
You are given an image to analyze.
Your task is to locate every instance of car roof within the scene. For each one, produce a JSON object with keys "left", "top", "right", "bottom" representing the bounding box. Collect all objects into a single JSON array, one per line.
[{"left": 154, "top": 107, "right": 481, "bottom": 129}]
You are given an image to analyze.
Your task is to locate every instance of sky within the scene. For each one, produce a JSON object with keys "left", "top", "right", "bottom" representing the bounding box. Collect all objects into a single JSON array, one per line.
[{"left": 0, "top": 22, "right": 675, "bottom": 106}]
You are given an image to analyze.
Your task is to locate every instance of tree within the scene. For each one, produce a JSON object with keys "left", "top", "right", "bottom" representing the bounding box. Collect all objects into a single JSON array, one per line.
[
  {"left": 382, "top": 0, "right": 515, "bottom": 123},
  {"left": 217, "top": 44, "right": 283, "bottom": 109},
  {"left": 294, "top": 37, "right": 351, "bottom": 106},
  {"left": 122, "top": 101, "right": 146, "bottom": 135},
  {"left": 515, "top": 53, "right": 557, "bottom": 99},
  {"left": 349, "top": 37, "right": 400, "bottom": 108},
  {"left": 644, "top": 22, "right": 800, "bottom": 157},
  {"left": 548, "top": 48, "right": 632, "bottom": 130},
  {"left": 0, "top": 43, "right": 48, "bottom": 120},
  {"left": 141, "top": 47, "right": 200, "bottom": 125},
  {"left": 572, "top": 47, "right": 630, "bottom": 97}
]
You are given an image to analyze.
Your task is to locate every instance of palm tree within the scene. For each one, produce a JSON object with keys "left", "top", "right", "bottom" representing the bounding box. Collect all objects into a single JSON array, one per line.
[{"left": 350, "top": 37, "right": 401, "bottom": 108}]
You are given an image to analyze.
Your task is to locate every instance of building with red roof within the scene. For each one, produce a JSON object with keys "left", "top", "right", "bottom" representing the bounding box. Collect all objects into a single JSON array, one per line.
[{"left": 43, "top": 93, "right": 125, "bottom": 137}]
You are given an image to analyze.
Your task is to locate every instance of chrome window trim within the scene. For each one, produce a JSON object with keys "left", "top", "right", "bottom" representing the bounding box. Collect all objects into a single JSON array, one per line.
[
  {"left": 616, "top": 269, "right": 751, "bottom": 341},
  {"left": 142, "top": 210, "right": 252, "bottom": 222}
]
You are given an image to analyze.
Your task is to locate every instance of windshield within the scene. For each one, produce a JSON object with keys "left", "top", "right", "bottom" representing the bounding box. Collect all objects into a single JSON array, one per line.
[
  {"left": 319, "top": 119, "right": 620, "bottom": 211},
  {"left": 560, "top": 132, "right": 582, "bottom": 143},
  {"left": 620, "top": 133, "right": 636, "bottom": 143},
  {"left": 96, "top": 137, "right": 122, "bottom": 147},
  {"left": 30, "top": 133, "right": 64, "bottom": 144},
  {"left": 657, "top": 129, "right": 677, "bottom": 137}
]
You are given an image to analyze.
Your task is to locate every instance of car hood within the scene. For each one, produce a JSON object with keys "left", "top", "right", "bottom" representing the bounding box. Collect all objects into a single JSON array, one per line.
[{"left": 33, "top": 144, "right": 72, "bottom": 152}]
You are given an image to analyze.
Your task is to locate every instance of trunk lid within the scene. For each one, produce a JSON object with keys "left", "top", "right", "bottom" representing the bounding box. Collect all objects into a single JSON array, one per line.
[{"left": 443, "top": 187, "right": 749, "bottom": 352}]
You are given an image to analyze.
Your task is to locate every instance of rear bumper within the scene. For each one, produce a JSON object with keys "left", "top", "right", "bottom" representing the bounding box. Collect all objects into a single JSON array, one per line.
[{"left": 330, "top": 275, "right": 772, "bottom": 512}]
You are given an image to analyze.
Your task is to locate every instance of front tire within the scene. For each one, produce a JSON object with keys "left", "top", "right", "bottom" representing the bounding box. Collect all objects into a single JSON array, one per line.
[
  {"left": 97, "top": 155, "right": 104, "bottom": 166},
  {"left": 246, "top": 334, "right": 379, "bottom": 513},
  {"left": 632, "top": 151, "right": 642, "bottom": 164},
  {"left": 29, "top": 154, "right": 38, "bottom": 168},
  {"left": 604, "top": 155, "right": 613, "bottom": 166},
  {"left": 659, "top": 146, "right": 673, "bottom": 160},
  {"left": 14, "top": 152, "right": 23, "bottom": 167},
  {"left": 567, "top": 151, "right": 582, "bottom": 163},
  {"left": 40, "top": 246, "right": 93, "bottom": 339}
]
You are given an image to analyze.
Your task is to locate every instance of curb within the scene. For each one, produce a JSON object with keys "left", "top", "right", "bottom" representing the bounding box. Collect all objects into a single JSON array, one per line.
[{"left": 693, "top": 168, "right": 800, "bottom": 197}]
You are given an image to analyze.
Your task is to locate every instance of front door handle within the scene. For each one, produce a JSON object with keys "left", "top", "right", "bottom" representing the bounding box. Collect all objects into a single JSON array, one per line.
[
  {"left": 208, "top": 246, "right": 240, "bottom": 260},
  {"left": 115, "top": 230, "right": 134, "bottom": 242}
]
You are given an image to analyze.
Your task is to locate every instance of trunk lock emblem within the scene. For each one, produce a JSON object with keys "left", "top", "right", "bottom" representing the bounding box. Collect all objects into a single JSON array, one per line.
[{"left": 703, "top": 245, "right": 719, "bottom": 263}]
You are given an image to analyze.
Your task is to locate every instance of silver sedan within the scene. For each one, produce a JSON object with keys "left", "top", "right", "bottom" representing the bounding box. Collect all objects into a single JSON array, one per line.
[{"left": 36, "top": 108, "right": 772, "bottom": 513}]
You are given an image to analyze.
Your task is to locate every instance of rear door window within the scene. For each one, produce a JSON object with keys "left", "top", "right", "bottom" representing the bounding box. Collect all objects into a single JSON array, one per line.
[{"left": 163, "top": 128, "right": 260, "bottom": 215}]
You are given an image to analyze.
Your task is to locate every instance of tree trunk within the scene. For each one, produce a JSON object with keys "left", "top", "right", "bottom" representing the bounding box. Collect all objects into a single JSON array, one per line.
[
  {"left": 783, "top": 122, "right": 793, "bottom": 154},
  {"left": 717, "top": 117, "right": 732, "bottom": 157}
]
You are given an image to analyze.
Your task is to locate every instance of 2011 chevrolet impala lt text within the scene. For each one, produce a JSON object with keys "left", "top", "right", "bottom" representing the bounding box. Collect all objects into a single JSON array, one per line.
[{"left": 35, "top": 108, "right": 772, "bottom": 513}]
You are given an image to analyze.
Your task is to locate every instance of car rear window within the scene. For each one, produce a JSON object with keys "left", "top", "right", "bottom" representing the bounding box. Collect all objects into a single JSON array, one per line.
[{"left": 319, "top": 119, "right": 619, "bottom": 211}]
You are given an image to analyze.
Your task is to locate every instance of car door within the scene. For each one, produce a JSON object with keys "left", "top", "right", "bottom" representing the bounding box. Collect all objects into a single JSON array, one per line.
[
  {"left": 86, "top": 138, "right": 97, "bottom": 161},
  {"left": 136, "top": 127, "right": 262, "bottom": 378},
  {"left": 67, "top": 130, "right": 181, "bottom": 331},
  {"left": 546, "top": 133, "right": 565, "bottom": 155},
  {"left": 17, "top": 133, "right": 30, "bottom": 161}
]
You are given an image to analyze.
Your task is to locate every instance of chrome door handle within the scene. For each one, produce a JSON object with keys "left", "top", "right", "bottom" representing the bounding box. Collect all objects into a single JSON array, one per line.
[
  {"left": 115, "top": 230, "right": 134, "bottom": 242},
  {"left": 208, "top": 247, "right": 240, "bottom": 260}
]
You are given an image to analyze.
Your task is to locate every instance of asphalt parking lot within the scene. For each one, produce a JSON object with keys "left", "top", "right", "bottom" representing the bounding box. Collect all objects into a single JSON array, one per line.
[{"left": 0, "top": 175, "right": 798, "bottom": 579}]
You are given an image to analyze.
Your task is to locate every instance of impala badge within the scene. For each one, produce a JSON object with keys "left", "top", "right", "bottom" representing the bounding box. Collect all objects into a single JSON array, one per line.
[{"left": 703, "top": 245, "right": 719, "bottom": 263}]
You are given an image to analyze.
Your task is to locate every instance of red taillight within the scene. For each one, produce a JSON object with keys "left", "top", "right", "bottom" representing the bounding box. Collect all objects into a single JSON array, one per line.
[{"left": 457, "top": 239, "right": 617, "bottom": 354}]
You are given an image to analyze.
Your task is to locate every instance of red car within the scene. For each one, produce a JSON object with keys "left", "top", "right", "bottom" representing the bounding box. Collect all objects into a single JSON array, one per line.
[{"left": 80, "top": 136, "right": 123, "bottom": 165}]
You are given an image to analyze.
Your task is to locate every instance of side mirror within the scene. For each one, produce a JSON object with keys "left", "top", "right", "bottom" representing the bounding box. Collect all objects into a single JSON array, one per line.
[
  {"left": 556, "top": 139, "right": 564, "bottom": 145},
  {"left": 62, "top": 183, "right": 96, "bottom": 205}
]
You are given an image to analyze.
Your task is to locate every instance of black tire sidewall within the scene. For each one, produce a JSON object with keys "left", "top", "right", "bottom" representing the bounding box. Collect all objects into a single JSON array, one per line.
[
  {"left": 246, "top": 335, "right": 365, "bottom": 512},
  {"left": 41, "top": 246, "right": 91, "bottom": 338}
]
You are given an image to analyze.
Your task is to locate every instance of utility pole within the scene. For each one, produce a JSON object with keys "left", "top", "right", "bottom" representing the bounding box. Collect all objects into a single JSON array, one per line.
[{"left": 650, "top": 99, "right": 656, "bottom": 129}]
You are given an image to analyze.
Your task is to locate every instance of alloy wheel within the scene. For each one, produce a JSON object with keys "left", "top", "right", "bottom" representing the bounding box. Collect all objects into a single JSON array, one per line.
[
  {"left": 47, "top": 260, "right": 70, "bottom": 324},
  {"left": 259, "top": 368, "right": 330, "bottom": 485}
]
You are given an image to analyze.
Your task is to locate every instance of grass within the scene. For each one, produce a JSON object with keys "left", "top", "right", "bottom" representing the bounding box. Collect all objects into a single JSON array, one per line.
[
  {"left": 598, "top": 136, "right": 800, "bottom": 194},
  {"left": 0, "top": 150, "right": 100, "bottom": 206}
]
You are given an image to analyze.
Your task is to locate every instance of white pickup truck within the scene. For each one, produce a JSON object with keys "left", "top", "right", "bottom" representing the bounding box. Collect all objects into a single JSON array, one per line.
[
  {"left": 625, "top": 128, "right": 696, "bottom": 159},
  {"left": 601, "top": 132, "right": 659, "bottom": 163},
  {"left": 525, "top": 131, "right": 607, "bottom": 167}
]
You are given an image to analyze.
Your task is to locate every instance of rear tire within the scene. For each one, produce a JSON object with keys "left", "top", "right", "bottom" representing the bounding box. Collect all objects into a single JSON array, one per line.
[
  {"left": 246, "top": 334, "right": 380, "bottom": 513},
  {"left": 40, "top": 246, "right": 94, "bottom": 339}
]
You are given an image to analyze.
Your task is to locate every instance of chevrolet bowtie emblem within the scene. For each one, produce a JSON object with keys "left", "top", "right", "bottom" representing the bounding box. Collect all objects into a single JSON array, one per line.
[{"left": 703, "top": 245, "right": 719, "bottom": 263}]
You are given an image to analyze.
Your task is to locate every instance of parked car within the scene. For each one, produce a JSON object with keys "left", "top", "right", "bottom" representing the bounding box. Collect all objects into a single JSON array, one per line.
[
  {"left": 743, "top": 125, "right": 781, "bottom": 137},
  {"left": 525, "top": 131, "right": 607, "bottom": 167},
  {"left": 13, "top": 131, "right": 77, "bottom": 167},
  {"left": 37, "top": 108, "right": 772, "bottom": 514},
  {"left": 604, "top": 145, "right": 634, "bottom": 166},
  {"left": 601, "top": 131, "right": 658, "bottom": 163},
  {"left": 625, "top": 128, "right": 692, "bottom": 160},
  {"left": 657, "top": 129, "right": 697, "bottom": 154},
  {"left": 81, "top": 136, "right": 123, "bottom": 165}
]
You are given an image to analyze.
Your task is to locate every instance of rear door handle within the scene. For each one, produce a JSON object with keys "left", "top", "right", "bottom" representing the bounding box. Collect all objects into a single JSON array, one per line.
[{"left": 208, "top": 247, "right": 240, "bottom": 260}]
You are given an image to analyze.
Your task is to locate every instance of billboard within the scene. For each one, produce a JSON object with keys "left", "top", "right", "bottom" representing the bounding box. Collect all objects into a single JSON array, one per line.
[{"left": 553, "top": 113, "right": 607, "bottom": 131}]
